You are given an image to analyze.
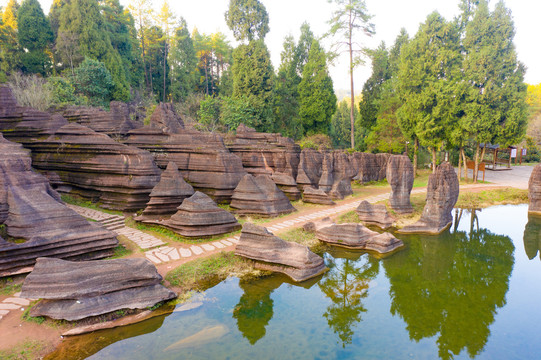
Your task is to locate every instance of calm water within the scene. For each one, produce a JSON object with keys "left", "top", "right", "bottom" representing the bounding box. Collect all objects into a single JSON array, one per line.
[{"left": 47, "top": 204, "right": 541, "bottom": 360}]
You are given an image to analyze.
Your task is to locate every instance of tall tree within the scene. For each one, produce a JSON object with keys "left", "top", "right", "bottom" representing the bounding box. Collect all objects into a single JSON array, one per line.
[
  {"left": 156, "top": 0, "right": 175, "bottom": 102},
  {"left": 0, "top": 0, "right": 21, "bottom": 75},
  {"left": 225, "top": 0, "right": 269, "bottom": 42},
  {"left": 17, "top": 0, "right": 53, "bottom": 75},
  {"left": 461, "top": 0, "right": 527, "bottom": 181},
  {"left": 298, "top": 39, "right": 337, "bottom": 135},
  {"left": 294, "top": 22, "right": 314, "bottom": 77},
  {"left": 327, "top": 0, "right": 375, "bottom": 149},
  {"left": 169, "top": 18, "right": 197, "bottom": 102},
  {"left": 129, "top": 0, "right": 153, "bottom": 93},
  {"left": 397, "top": 12, "right": 462, "bottom": 173}
]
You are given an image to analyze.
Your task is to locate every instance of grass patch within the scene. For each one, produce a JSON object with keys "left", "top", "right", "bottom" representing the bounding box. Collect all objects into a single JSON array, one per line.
[
  {"left": 61, "top": 194, "right": 123, "bottom": 216},
  {"left": 21, "top": 304, "right": 46, "bottom": 325},
  {"left": 279, "top": 227, "right": 331, "bottom": 255},
  {"left": 0, "top": 340, "right": 46, "bottom": 360},
  {"left": 456, "top": 188, "right": 528, "bottom": 209},
  {"left": 108, "top": 244, "right": 133, "bottom": 259},
  {"left": 336, "top": 211, "right": 360, "bottom": 224},
  {"left": 165, "top": 252, "right": 262, "bottom": 291},
  {"left": 0, "top": 276, "right": 23, "bottom": 296}
]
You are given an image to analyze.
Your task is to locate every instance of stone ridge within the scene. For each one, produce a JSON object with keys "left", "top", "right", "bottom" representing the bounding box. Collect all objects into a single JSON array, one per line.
[{"left": 386, "top": 155, "right": 414, "bottom": 214}]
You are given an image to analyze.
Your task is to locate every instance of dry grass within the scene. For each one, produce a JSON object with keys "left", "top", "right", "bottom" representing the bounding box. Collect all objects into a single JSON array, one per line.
[{"left": 8, "top": 73, "right": 52, "bottom": 111}]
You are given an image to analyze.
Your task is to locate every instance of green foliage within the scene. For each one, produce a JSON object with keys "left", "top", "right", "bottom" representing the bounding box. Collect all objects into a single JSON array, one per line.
[
  {"left": 294, "top": 22, "right": 314, "bottom": 77},
  {"left": 17, "top": 0, "right": 53, "bottom": 75},
  {"left": 330, "top": 100, "right": 354, "bottom": 149},
  {"left": 169, "top": 18, "right": 198, "bottom": 101},
  {"left": 0, "top": 340, "right": 46, "bottom": 360},
  {"left": 298, "top": 134, "right": 333, "bottom": 150},
  {"left": 73, "top": 57, "right": 113, "bottom": 107},
  {"left": 0, "top": 276, "right": 22, "bottom": 296},
  {"left": 0, "top": 0, "right": 21, "bottom": 74},
  {"left": 197, "top": 94, "right": 222, "bottom": 131},
  {"left": 225, "top": 0, "right": 269, "bottom": 42},
  {"left": 298, "top": 39, "right": 337, "bottom": 135},
  {"left": 47, "top": 76, "right": 76, "bottom": 105},
  {"left": 221, "top": 96, "right": 259, "bottom": 131}
]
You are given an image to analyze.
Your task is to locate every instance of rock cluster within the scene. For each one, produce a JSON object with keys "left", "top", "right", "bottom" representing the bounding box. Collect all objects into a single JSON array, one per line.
[
  {"left": 62, "top": 101, "right": 142, "bottom": 136},
  {"left": 235, "top": 223, "right": 327, "bottom": 282},
  {"left": 296, "top": 149, "right": 324, "bottom": 190},
  {"left": 21, "top": 257, "right": 176, "bottom": 321},
  {"left": 228, "top": 124, "right": 301, "bottom": 200},
  {"left": 0, "top": 134, "right": 117, "bottom": 276},
  {"left": 164, "top": 191, "right": 241, "bottom": 237},
  {"left": 136, "top": 162, "right": 194, "bottom": 222},
  {"left": 400, "top": 162, "right": 459, "bottom": 234},
  {"left": 302, "top": 186, "right": 335, "bottom": 205},
  {"left": 124, "top": 106, "right": 246, "bottom": 203},
  {"left": 528, "top": 164, "right": 541, "bottom": 214},
  {"left": 351, "top": 152, "right": 390, "bottom": 183},
  {"left": 26, "top": 123, "right": 161, "bottom": 211},
  {"left": 305, "top": 218, "right": 404, "bottom": 254},
  {"left": 386, "top": 155, "right": 414, "bottom": 214},
  {"left": 230, "top": 174, "right": 296, "bottom": 216},
  {"left": 355, "top": 200, "right": 394, "bottom": 229}
]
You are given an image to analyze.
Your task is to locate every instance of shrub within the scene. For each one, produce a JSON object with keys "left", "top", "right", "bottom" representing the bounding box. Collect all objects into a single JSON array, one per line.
[
  {"left": 298, "top": 134, "right": 333, "bottom": 150},
  {"left": 221, "top": 96, "right": 259, "bottom": 131},
  {"left": 73, "top": 57, "right": 113, "bottom": 107},
  {"left": 8, "top": 72, "right": 52, "bottom": 111},
  {"left": 175, "top": 92, "right": 205, "bottom": 124},
  {"left": 47, "top": 76, "right": 76, "bottom": 105},
  {"left": 197, "top": 95, "right": 223, "bottom": 132}
]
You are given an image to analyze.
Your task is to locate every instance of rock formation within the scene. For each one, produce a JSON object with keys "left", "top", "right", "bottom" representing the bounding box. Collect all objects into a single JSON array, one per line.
[
  {"left": 302, "top": 186, "right": 335, "bottom": 205},
  {"left": 400, "top": 162, "right": 459, "bottom": 234},
  {"left": 352, "top": 152, "right": 390, "bottom": 183},
  {"left": 164, "top": 191, "right": 241, "bottom": 237},
  {"left": 26, "top": 123, "right": 161, "bottom": 211},
  {"left": 62, "top": 101, "right": 142, "bottom": 136},
  {"left": 271, "top": 172, "right": 301, "bottom": 201},
  {"left": 386, "top": 155, "right": 414, "bottom": 214},
  {"left": 529, "top": 164, "right": 541, "bottom": 214},
  {"left": 124, "top": 106, "right": 246, "bottom": 203},
  {"left": 21, "top": 257, "right": 176, "bottom": 321},
  {"left": 0, "top": 134, "right": 117, "bottom": 276},
  {"left": 148, "top": 102, "right": 184, "bottom": 134},
  {"left": 235, "top": 223, "right": 327, "bottom": 282},
  {"left": 230, "top": 174, "right": 296, "bottom": 217},
  {"left": 523, "top": 215, "right": 541, "bottom": 260},
  {"left": 136, "top": 162, "right": 194, "bottom": 222},
  {"left": 355, "top": 201, "right": 395, "bottom": 229},
  {"left": 296, "top": 149, "right": 324, "bottom": 191},
  {"left": 305, "top": 219, "right": 404, "bottom": 254}
]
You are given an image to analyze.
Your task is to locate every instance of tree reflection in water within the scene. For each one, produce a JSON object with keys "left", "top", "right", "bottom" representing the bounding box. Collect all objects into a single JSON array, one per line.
[
  {"left": 384, "top": 209, "right": 514, "bottom": 360},
  {"left": 318, "top": 250, "right": 379, "bottom": 347},
  {"left": 523, "top": 214, "right": 541, "bottom": 260}
]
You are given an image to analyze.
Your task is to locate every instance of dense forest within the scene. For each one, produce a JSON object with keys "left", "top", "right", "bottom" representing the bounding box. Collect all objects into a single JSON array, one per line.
[{"left": 0, "top": 0, "right": 538, "bottom": 172}]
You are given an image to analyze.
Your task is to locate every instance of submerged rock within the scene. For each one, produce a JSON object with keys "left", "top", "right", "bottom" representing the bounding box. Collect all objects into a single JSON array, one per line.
[
  {"left": 305, "top": 218, "right": 403, "bottom": 253},
  {"left": 400, "top": 162, "right": 459, "bottom": 234},
  {"left": 21, "top": 257, "right": 176, "bottom": 321},
  {"left": 164, "top": 191, "right": 241, "bottom": 237},
  {"left": 302, "top": 186, "right": 335, "bottom": 205},
  {"left": 230, "top": 174, "right": 296, "bottom": 217},
  {"left": 136, "top": 162, "right": 194, "bottom": 222},
  {"left": 529, "top": 164, "right": 541, "bottom": 215},
  {"left": 386, "top": 155, "right": 414, "bottom": 214},
  {"left": 235, "top": 223, "right": 327, "bottom": 282},
  {"left": 0, "top": 134, "right": 117, "bottom": 276},
  {"left": 355, "top": 201, "right": 394, "bottom": 229}
]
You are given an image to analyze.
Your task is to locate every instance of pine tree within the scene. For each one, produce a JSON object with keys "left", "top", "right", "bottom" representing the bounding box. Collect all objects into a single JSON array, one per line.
[
  {"left": 298, "top": 39, "right": 337, "bottom": 135},
  {"left": 225, "top": 0, "right": 269, "bottom": 42},
  {"left": 17, "top": 0, "right": 53, "bottom": 75},
  {"left": 294, "top": 22, "right": 314, "bottom": 77}
]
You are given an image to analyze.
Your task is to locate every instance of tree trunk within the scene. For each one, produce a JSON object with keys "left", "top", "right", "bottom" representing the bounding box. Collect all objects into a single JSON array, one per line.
[
  {"left": 139, "top": 14, "right": 149, "bottom": 91},
  {"left": 461, "top": 148, "right": 468, "bottom": 181},
  {"left": 473, "top": 143, "right": 480, "bottom": 183},
  {"left": 458, "top": 146, "right": 463, "bottom": 181},
  {"left": 204, "top": 56, "right": 209, "bottom": 95},
  {"left": 163, "top": 42, "right": 167, "bottom": 103},
  {"left": 432, "top": 147, "right": 437, "bottom": 173},
  {"left": 413, "top": 138, "right": 418, "bottom": 177},
  {"left": 348, "top": 7, "right": 355, "bottom": 149}
]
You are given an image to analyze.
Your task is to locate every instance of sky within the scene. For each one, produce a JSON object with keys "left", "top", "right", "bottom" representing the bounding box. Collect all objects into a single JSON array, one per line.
[{"left": 10, "top": 0, "right": 541, "bottom": 93}]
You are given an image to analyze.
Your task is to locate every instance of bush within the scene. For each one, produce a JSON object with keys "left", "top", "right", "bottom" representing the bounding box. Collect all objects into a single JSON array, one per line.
[
  {"left": 197, "top": 95, "right": 223, "bottom": 132},
  {"left": 298, "top": 134, "right": 333, "bottom": 150},
  {"left": 221, "top": 96, "right": 259, "bottom": 131},
  {"left": 47, "top": 76, "right": 76, "bottom": 105},
  {"left": 175, "top": 92, "right": 204, "bottom": 124},
  {"left": 8, "top": 72, "right": 52, "bottom": 111},
  {"left": 73, "top": 57, "right": 113, "bottom": 107}
]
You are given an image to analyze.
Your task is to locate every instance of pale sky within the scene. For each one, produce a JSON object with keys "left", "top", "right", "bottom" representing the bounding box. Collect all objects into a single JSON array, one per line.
[{"left": 8, "top": 0, "right": 541, "bottom": 92}]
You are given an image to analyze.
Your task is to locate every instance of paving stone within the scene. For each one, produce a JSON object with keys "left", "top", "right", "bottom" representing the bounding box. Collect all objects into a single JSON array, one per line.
[
  {"left": 154, "top": 252, "right": 170, "bottom": 262},
  {"left": 168, "top": 249, "right": 180, "bottom": 260},
  {"left": 145, "top": 254, "right": 161, "bottom": 264},
  {"left": 179, "top": 248, "right": 192, "bottom": 257},
  {"left": 0, "top": 303, "right": 21, "bottom": 310},
  {"left": 201, "top": 244, "right": 215, "bottom": 251},
  {"left": 190, "top": 245, "right": 204, "bottom": 255},
  {"left": 13, "top": 292, "right": 21, "bottom": 298},
  {"left": 3, "top": 298, "right": 29, "bottom": 306},
  {"left": 212, "top": 242, "right": 225, "bottom": 249},
  {"left": 229, "top": 238, "right": 239, "bottom": 244},
  {"left": 0, "top": 310, "right": 9, "bottom": 316},
  {"left": 221, "top": 240, "right": 233, "bottom": 246}
]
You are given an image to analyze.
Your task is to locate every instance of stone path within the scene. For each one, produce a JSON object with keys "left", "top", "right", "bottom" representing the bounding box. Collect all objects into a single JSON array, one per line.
[
  {"left": 67, "top": 183, "right": 498, "bottom": 266},
  {"left": 0, "top": 292, "right": 30, "bottom": 322}
]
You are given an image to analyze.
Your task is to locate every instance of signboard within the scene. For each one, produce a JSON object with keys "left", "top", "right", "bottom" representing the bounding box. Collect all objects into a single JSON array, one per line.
[
  {"left": 522, "top": 148, "right": 527, "bottom": 156},
  {"left": 510, "top": 148, "right": 517, "bottom": 158}
]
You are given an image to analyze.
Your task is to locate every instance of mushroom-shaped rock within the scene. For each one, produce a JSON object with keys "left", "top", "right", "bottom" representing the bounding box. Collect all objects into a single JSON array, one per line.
[
  {"left": 235, "top": 223, "right": 327, "bottom": 282},
  {"left": 400, "top": 162, "right": 459, "bottom": 234},
  {"left": 302, "top": 186, "right": 335, "bottom": 205},
  {"left": 529, "top": 164, "right": 541, "bottom": 215},
  {"left": 136, "top": 162, "right": 195, "bottom": 221},
  {"left": 386, "top": 155, "right": 414, "bottom": 214},
  {"left": 230, "top": 174, "right": 296, "bottom": 217},
  {"left": 355, "top": 201, "right": 395, "bottom": 229},
  {"left": 307, "top": 220, "right": 404, "bottom": 254},
  {"left": 21, "top": 257, "right": 176, "bottom": 321},
  {"left": 164, "top": 191, "right": 241, "bottom": 237}
]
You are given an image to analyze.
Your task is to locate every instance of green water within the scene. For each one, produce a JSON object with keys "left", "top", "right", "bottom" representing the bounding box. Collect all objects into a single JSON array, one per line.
[{"left": 48, "top": 204, "right": 541, "bottom": 359}]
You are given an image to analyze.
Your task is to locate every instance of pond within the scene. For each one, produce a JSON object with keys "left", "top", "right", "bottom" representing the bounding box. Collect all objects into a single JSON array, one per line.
[{"left": 46, "top": 204, "right": 541, "bottom": 360}]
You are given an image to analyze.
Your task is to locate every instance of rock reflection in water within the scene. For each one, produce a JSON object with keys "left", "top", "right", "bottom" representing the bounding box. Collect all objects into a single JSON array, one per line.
[
  {"left": 523, "top": 215, "right": 541, "bottom": 260},
  {"left": 319, "top": 249, "right": 379, "bottom": 347},
  {"left": 383, "top": 223, "right": 514, "bottom": 360}
]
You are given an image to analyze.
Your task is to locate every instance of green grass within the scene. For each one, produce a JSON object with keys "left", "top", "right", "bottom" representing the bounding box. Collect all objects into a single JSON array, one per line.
[
  {"left": 0, "top": 340, "right": 46, "bottom": 360},
  {"left": 21, "top": 304, "right": 45, "bottom": 325},
  {"left": 279, "top": 227, "right": 331, "bottom": 255},
  {"left": 165, "top": 252, "right": 259, "bottom": 291},
  {"left": 108, "top": 244, "right": 133, "bottom": 259},
  {"left": 0, "top": 276, "right": 23, "bottom": 296},
  {"left": 61, "top": 194, "right": 123, "bottom": 216},
  {"left": 456, "top": 188, "right": 528, "bottom": 209}
]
